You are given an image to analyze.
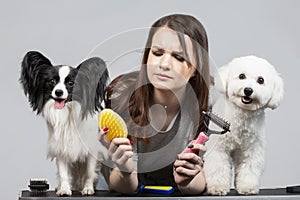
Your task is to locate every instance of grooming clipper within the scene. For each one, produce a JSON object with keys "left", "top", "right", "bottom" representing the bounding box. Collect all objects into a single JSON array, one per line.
[{"left": 185, "top": 111, "right": 230, "bottom": 153}]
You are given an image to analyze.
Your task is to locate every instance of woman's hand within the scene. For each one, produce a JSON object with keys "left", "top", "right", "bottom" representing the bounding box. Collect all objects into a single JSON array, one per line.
[
  {"left": 99, "top": 129, "right": 138, "bottom": 193},
  {"left": 173, "top": 144, "right": 206, "bottom": 186},
  {"left": 99, "top": 128, "right": 134, "bottom": 173}
]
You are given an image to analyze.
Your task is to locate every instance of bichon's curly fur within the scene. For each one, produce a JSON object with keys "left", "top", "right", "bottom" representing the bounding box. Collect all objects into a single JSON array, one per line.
[{"left": 204, "top": 56, "right": 284, "bottom": 195}]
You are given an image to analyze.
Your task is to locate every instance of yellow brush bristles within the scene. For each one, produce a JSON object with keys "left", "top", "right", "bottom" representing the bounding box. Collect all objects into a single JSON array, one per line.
[{"left": 98, "top": 109, "right": 128, "bottom": 141}]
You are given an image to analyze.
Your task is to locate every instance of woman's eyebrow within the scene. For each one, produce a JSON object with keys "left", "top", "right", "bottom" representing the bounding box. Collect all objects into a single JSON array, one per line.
[
  {"left": 172, "top": 51, "right": 184, "bottom": 55},
  {"left": 152, "top": 45, "right": 184, "bottom": 55},
  {"left": 151, "top": 45, "right": 163, "bottom": 50}
]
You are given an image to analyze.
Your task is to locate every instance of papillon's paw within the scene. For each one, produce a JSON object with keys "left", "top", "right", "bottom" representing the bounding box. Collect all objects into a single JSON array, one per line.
[
  {"left": 56, "top": 185, "right": 72, "bottom": 196},
  {"left": 81, "top": 186, "right": 95, "bottom": 196}
]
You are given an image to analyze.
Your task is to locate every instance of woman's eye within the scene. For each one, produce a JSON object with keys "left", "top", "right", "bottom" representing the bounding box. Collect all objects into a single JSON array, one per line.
[
  {"left": 174, "top": 54, "right": 185, "bottom": 62},
  {"left": 239, "top": 73, "right": 246, "bottom": 80},
  {"left": 152, "top": 50, "right": 163, "bottom": 57}
]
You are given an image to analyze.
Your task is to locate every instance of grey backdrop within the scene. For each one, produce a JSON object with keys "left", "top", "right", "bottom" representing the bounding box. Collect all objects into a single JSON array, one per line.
[{"left": 1, "top": 0, "right": 299, "bottom": 199}]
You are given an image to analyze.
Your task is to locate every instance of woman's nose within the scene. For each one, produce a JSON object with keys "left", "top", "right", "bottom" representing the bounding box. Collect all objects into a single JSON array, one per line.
[{"left": 159, "top": 54, "right": 171, "bottom": 70}]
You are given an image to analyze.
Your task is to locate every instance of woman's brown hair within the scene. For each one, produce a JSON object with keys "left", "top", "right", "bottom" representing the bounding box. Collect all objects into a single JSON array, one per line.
[{"left": 105, "top": 14, "right": 210, "bottom": 138}]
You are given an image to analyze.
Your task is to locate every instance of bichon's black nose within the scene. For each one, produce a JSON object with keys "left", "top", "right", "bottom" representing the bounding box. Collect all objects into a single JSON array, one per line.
[
  {"left": 244, "top": 87, "right": 253, "bottom": 97},
  {"left": 55, "top": 89, "right": 63, "bottom": 97}
]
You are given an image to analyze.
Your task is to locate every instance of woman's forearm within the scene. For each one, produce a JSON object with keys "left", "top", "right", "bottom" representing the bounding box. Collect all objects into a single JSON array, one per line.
[{"left": 109, "top": 168, "right": 138, "bottom": 194}]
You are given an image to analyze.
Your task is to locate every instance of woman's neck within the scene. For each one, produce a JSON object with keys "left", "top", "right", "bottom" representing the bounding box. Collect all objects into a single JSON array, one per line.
[
  {"left": 148, "top": 87, "right": 186, "bottom": 131},
  {"left": 151, "top": 87, "right": 186, "bottom": 114}
]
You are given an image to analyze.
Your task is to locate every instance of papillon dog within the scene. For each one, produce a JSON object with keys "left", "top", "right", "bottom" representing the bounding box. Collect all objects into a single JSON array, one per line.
[{"left": 20, "top": 51, "right": 109, "bottom": 196}]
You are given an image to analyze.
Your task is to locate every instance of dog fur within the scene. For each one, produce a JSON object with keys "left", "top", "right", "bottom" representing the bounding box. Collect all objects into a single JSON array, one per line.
[
  {"left": 204, "top": 56, "right": 284, "bottom": 195},
  {"left": 20, "top": 51, "right": 109, "bottom": 196}
]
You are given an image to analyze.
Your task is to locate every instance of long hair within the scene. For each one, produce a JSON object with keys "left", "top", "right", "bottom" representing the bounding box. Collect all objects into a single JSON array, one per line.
[{"left": 105, "top": 14, "right": 210, "bottom": 138}]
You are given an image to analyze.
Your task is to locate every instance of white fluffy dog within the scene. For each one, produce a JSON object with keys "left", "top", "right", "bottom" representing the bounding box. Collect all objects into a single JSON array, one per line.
[{"left": 204, "top": 56, "right": 284, "bottom": 195}]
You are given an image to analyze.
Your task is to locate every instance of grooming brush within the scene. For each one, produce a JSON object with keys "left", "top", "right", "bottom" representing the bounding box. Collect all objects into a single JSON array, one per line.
[
  {"left": 140, "top": 185, "right": 174, "bottom": 194},
  {"left": 185, "top": 111, "right": 230, "bottom": 154},
  {"left": 98, "top": 109, "right": 128, "bottom": 141},
  {"left": 28, "top": 178, "right": 49, "bottom": 195}
]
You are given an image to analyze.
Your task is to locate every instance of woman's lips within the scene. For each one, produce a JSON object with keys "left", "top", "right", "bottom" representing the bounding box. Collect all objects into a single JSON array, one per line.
[{"left": 154, "top": 73, "right": 172, "bottom": 81}]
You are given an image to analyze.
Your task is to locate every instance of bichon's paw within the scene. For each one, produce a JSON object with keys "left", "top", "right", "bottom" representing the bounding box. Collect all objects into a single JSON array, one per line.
[
  {"left": 81, "top": 186, "right": 95, "bottom": 196},
  {"left": 236, "top": 183, "right": 259, "bottom": 195},
  {"left": 56, "top": 185, "right": 72, "bottom": 196},
  {"left": 206, "top": 184, "right": 230, "bottom": 196}
]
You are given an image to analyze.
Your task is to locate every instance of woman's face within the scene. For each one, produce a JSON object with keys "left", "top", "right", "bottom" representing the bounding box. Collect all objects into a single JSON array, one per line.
[{"left": 147, "top": 27, "right": 196, "bottom": 92}]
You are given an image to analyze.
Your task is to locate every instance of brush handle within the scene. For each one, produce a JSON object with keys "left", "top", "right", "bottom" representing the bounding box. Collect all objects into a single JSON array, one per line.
[
  {"left": 140, "top": 185, "right": 174, "bottom": 194},
  {"left": 184, "top": 132, "right": 209, "bottom": 154}
]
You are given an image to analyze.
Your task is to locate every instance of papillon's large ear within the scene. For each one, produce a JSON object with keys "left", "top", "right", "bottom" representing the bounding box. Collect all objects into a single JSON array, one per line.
[
  {"left": 20, "top": 51, "right": 52, "bottom": 95},
  {"left": 267, "top": 73, "right": 284, "bottom": 109},
  {"left": 215, "top": 65, "right": 229, "bottom": 94},
  {"left": 74, "top": 57, "right": 109, "bottom": 119},
  {"left": 20, "top": 51, "right": 52, "bottom": 113}
]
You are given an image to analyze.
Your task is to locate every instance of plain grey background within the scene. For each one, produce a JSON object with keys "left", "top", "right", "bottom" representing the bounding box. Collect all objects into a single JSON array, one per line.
[{"left": 1, "top": 0, "right": 299, "bottom": 199}]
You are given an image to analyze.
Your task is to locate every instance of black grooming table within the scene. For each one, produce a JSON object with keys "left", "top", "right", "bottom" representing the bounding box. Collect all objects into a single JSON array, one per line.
[{"left": 19, "top": 188, "right": 300, "bottom": 200}]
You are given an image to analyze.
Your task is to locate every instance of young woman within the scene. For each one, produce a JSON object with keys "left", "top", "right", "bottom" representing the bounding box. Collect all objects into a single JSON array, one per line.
[{"left": 99, "top": 13, "right": 210, "bottom": 194}]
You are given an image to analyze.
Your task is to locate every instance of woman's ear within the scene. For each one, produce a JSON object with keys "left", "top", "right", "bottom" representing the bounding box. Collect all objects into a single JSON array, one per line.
[
  {"left": 267, "top": 73, "right": 284, "bottom": 109},
  {"left": 215, "top": 65, "right": 229, "bottom": 94}
]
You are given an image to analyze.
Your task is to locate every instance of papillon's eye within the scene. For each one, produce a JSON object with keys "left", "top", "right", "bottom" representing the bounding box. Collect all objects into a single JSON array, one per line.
[
  {"left": 257, "top": 76, "right": 264, "bottom": 84},
  {"left": 151, "top": 50, "right": 163, "bottom": 57},
  {"left": 173, "top": 54, "right": 185, "bottom": 62},
  {"left": 49, "top": 79, "right": 56, "bottom": 86},
  {"left": 67, "top": 80, "right": 74, "bottom": 87},
  {"left": 239, "top": 73, "right": 246, "bottom": 80}
]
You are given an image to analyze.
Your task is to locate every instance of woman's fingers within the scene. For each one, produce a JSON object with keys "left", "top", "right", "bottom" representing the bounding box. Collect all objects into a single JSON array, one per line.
[
  {"left": 174, "top": 153, "right": 203, "bottom": 176},
  {"left": 178, "top": 152, "right": 203, "bottom": 164},
  {"left": 192, "top": 144, "right": 207, "bottom": 156},
  {"left": 175, "top": 166, "right": 201, "bottom": 177},
  {"left": 107, "top": 138, "right": 135, "bottom": 173},
  {"left": 184, "top": 144, "right": 207, "bottom": 156},
  {"left": 111, "top": 143, "right": 133, "bottom": 161},
  {"left": 98, "top": 128, "right": 110, "bottom": 148},
  {"left": 115, "top": 150, "right": 134, "bottom": 167},
  {"left": 98, "top": 129, "right": 135, "bottom": 173}
]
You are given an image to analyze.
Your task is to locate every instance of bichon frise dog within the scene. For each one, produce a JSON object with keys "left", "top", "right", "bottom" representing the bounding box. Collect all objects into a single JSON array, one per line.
[{"left": 204, "top": 55, "right": 284, "bottom": 195}]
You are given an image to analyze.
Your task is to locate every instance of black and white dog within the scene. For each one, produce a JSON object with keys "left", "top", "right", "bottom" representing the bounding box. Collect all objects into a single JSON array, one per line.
[{"left": 20, "top": 51, "right": 109, "bottom": 196}]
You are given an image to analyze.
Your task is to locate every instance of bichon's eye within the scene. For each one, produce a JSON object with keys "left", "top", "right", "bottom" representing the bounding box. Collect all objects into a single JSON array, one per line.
[
  {"left": 239, "top": 73, "right": 246, "bottom": 80},
  {"left": 257, "top": 77, "right": 264, "bottom": 84}
]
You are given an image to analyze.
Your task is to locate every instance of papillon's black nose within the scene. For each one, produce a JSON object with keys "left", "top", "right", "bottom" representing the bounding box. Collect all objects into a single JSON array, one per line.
[
  {"left": 244, "top": 87, "right": 253, "bottom": 97},
  {"left": 55, "top": 89, "right": 63, "bottom": 97}
]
